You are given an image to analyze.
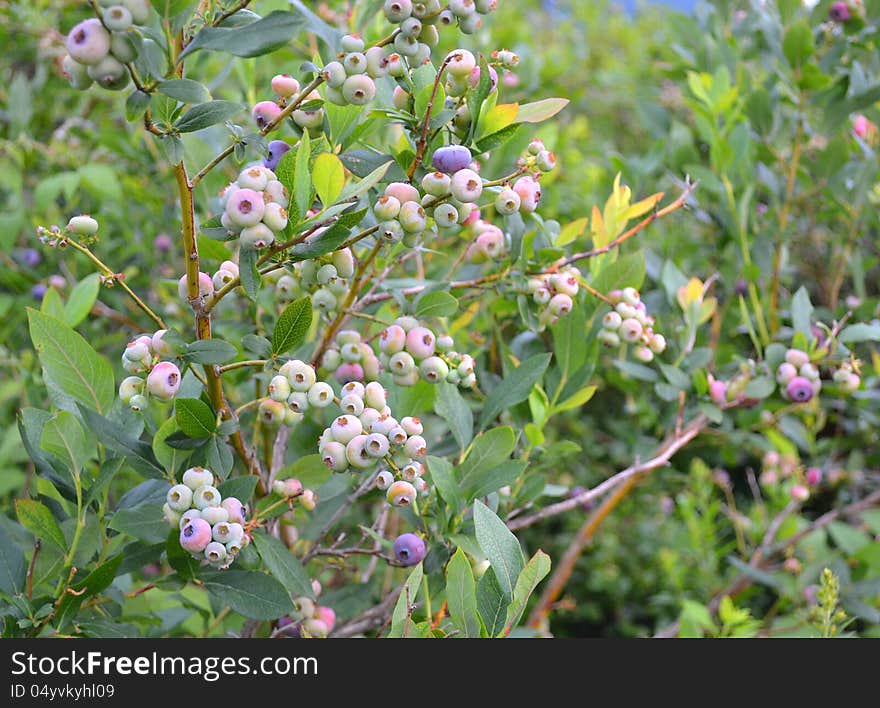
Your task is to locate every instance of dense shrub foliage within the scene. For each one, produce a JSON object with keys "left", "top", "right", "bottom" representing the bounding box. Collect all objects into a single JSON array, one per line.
[{"left": 1, "top": 0, "right": 878, "bottom": 638}]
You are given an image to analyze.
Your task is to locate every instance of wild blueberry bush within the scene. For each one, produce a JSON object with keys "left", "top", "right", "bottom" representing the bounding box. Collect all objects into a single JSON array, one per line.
[{"left": 1, "top": 0, "right": 879, "bottom": 638}]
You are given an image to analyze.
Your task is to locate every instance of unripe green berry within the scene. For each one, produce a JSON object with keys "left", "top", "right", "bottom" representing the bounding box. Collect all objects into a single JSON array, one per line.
[
  {"left": 193, "top": 485, "right": 221, "bottom": 509},
  {"left": 104, "top": 5, "right": 134, "bottom": 31},
  {"left": 342, "top": 74, "right": 376, "bottom": 105},
  {"left": 268, "top": 375, "right": 292, "bottom": 402}
]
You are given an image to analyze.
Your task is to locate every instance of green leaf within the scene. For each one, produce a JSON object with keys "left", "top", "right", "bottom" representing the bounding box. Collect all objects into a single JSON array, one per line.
[
  {"left": 446, "top": 548, "right": 481, "bottom": 638},
  {"left": 293, "top": 130, "right": 313, "bottom": 220},
  {"left": 204, "top": 436, "right": 234, "bottom": 480},
  {"left": 174, "top": 100, "right": 241, "bottom": 133},
  {"left": 416, "top": 291, "right": 458, "bottom": 318},
  {"left": 216, "top": 475, "right": 258, "bottom": 503},
  {"left": 459, "top": 427, "right": 516, "bottom": 490},
  {"left": 389, "top": 562, "right": 423, "bottom": 638},
  {"left": 839, "top": 323, "right": 880, "bottom": 344},
  {"left": 427, "top": 455, "right": 461, "bottom": 512},
  {"left": 783, "top": 20, "right": 814, "bottom": 68},
  {"left": 744, "top": 377, "right": 776, "bottom": 400},
  {"left": 476, "top": 568, "right": 507, "bottom": 637},
  {"left": 63, "top": 274, "right": 100, "bottom": 328},
  {"left": 179, "top": 11, "right": 307, "bottom": 60},
  {"left": 474, "top": 123, "right": 522, "bottom": 153},
  {"left": 239, "top": 246, "right": 260, "bottom": 300},
  {"left": 40, "top": 411, "right": 90, "bottom": 477},
  {"left": 469, "top": 460, "right": 527, "bottom": 500},
  {"left": 201, "top": 570, "right": 294, "bottom": 620},
  {"left": 27, "top": 309, "right": 114, "bottom": 414},
  {"left": 109, "top": 503, "right": 169, "bottom": 544},
  {"left": 15, "top": 499, "right": 67, "bottom": 552},
  {"left": 125, "top": 90, "right": 151, "bottom": 122},
  {"left": 515, "top": 97, "right": 569, "bottom": 123},
  {"left": 183, "top": 339, "right": 238, "bottom": 365},
  {"left": 0, "top": 523, "right": 27, "bottom": 596},
  {"left": 175, "top": 398, "right": 216, "bottom": 438},
  {"left": 502, "top": 550, "right": 551, "bottom": 635},
  {"left": 434, "top": 383, "right": 473, "bottom": 452},
  {"left": 272, "top": 296, "right": 313, "bottom": 355},
  {"left": 158, "top": 78, "right": 211, "bottom": 104},
  {"left": 479, "top": 353, "right": 552, "bottom": 429},
  {"left": 592, "top": 250, "right": 646, "bottom": 294},
  {"left": 473, "top": 500, "right": 524, "bottom": 599},
  {"left": 40, "top": 287, "right": 64, "bottom": 320},
  {"left": 791, "top": 287, "right": 813, "bottom": 339},
  {"left": 252, "top": 532, "right": 314, "bottom": 599},
  {"left": 551, "top": 304, "right": 587, "bottom": 377},
  {"left": 312, "top": 152, "right": 345, "bottom": 206},
  {"left": 152, "top": 418, "right": 191, "bottom": 476},
  {"left": 79, "top": 406, "right": 165, "bottom": 478}
]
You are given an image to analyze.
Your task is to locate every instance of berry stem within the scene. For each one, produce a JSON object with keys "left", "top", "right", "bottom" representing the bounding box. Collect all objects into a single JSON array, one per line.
[
  {"left": 219, "top": 359, "right": 269, "bottom": 373},
  {"left": 407, "top": 55, "right": 453, "bottom": 181},
  {"left": 63, "top": 237, "right": 167, "bottom": 329}
]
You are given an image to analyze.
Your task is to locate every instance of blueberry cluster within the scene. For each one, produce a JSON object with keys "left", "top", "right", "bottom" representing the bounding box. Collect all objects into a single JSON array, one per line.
[
  {"left": 525, "top": 267, "right": 580, "bottom": 331},
  {"left": 322, "top": 35, "right": 382, "bottom": 107},
  {"left": 274, "top": 249, "right": 357, "bottom": 318},
  {"left": 320, "top": 330, "right": 382, "bottom": 384},
  {"left": 118, "top": 330, "right": 181, "bottom": 410},
  {"left": 164, "top": 467, "right": 249, "bottom": 570},
  {"left": 252, "top": 80, "right": 324, "bottom": 134},
  {"left": 259, "top": 359, "right": 338, "bottom": 429},
  {"left": 211, "top": 259, "right": 240, "bottom": 292},
  {"left": 272, "top": 478, "right": 319, "bottom": 511},
  {"left": 775, "top": 348, "right": 860, "bottom": 403},
  {"left": 377, "top": 317, "right": 477, "bottom": 389},
  {"left": 758, "top": 452, "right": 824, "bottom": 503},
  {"left": 374, "top": 182, "right": 429, "bottom": 245},
  {"left": 218, "top": 166, "right": 289, "bottom": 249},
  {"left": 464, "top": 219, "right": 507, "bottom": 262},
  {"left": 61, "top": 2, "right": 151, "bottom": 92},
  {"left": 776, "top": 349, "right": 821, "bottom": 403},
  {"left": 317, "top": 380, "right": 428, "bottom": 491},
  {"left": 277, "top": 591, "right": 336, "bottom": 638},
  {"left": 597, "top": 287, "right": 667, "bottom": 362}
]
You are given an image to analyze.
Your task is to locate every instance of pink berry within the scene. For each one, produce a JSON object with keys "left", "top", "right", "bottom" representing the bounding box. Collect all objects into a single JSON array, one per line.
[
  {"left": 180, "top": 518, "right": 212, "bottom": 554},
  {"left": 513, "top": 176, "right": 542, "bottom": 212},
  {"left": 225, "top": 188, "right": 266, "bottom": 228},
  {"left": 221, "top": 497, "right": 247, "bottom": 525},
  {"left": 385, "top": 182, "right": 420, "bottom": 204},
  {"left": 785, "top": 376, "right": 815, "bottom": 403},
  {"left": 315, "top": 606, "right": 336, "bottom": 632},
  {"left": 405, "top": 326, "right": 436, "bottom": 360},
  {"left": 335, "top": 363, "right": 365, "bottom": 384},
  {"left": 146, "top": 362, "right": 181, "bottom": 401},
  {"left": 790, "top": 484, "right": 810, "bottom": 502},
  {"left": 709, "top": 380, "right": 727, "bottom": 405},
  {"left": 177, "top": 272, "right": 214, "bottom": 301},
  {"left": 252, "top": 100, "right": 282, "bottom": 130},
  {"left": 272, "top": 74, "right": 300, "bottom": 98},
  {"left": 379, "top": 324, "right": 407, "bottom": 354},
  {"left": 806, "top": 467, "right": 822, "bottom": 486}
]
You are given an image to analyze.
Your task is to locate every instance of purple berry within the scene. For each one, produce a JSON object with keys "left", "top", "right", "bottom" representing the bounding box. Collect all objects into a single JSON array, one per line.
[
  {"left": 263, "top": 140, "right": 291, "bottom": 171},
  {"left": 392, "top": 533, "right": 426, "bottom": 566},
  {"left": 30, "top": 284, "right": 47, "bottom": 302},
  {"left": 18, "top": 248, "right": 41, "bottom": 268},
  {"left": 432, "top": 145, "right": 473, "bottom": 174},
  {"left": 153, "top": 233, "right": 173, "bottom": 252},
  {"left": 786, "top": 376, "right": 815, "bottom": 403},
  {"left": 829, "top": 2, "right": 851, "bottom": 22},
  {"left": 252, "top": 101, "right": 282, "bottom": 130}
]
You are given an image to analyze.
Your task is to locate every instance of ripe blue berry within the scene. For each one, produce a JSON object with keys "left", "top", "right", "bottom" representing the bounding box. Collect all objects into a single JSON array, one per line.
[
  {"left": 433, "top": 146, "right": 473, "bottom": 175},
  {"left": 393, "top": 533, "right": 426, "bottom": 566},
  {"left": 786, "top": 377, "right": 815, "bottom": 403},
  {"left": 263, "top": 140, "right": 291, "bottom": 171}
]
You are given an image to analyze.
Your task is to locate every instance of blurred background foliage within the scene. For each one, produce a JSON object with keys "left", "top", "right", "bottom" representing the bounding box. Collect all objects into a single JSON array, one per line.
[{"left": 1, "top": 0, "right": 878, "bottom": 636}]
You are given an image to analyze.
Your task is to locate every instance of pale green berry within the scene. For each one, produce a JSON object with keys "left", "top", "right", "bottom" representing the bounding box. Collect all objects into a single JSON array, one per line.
[
  {"left": 104, "top": 5, "right": 133, "bottom": 32},
  {"left": 340, "top": 393, "right": 365, "bottom": 417},
  {"left": 308, "top": 381, "right": 335, "bottom": 408},
  {"left": 259, "top": 399, "right": 286, "bottom": 427},
  {"left": 268, "top": 375, "right": 292, "bottom": 402},
  {"left": 193, "top": 485, "right": 222, "bottom": 510},
  {"left": 239, "top": 223, "right": 275, "bottom": 250},
  {"left": 166, "top": 484, "right": 193, "bottom": 513},
  {"left": 446, "top": 48, "right": 476, "bottom": 77},
  {"left": 183, "top": 466, "right": 214, "bottom": 490},
  {"left": 321, "top": 441, "right": 349, "bottom": 472},
  {"left": 419, "top": 356, "right": 449, "bottom": 383},
  {"left": 201, "top": 506, "right": 229, "bottom": 526},
  {"left": 286, "top": 391, "right": 309, "bottom": 414},
  {"left": 322, "top": 61, "right": 347, "bottom": 88},
  {"left": 346, "top": 435, "right": 374, "bottom": 469},
  {"left": 118, "top": 376, "right": 144, "bottom": 404},
  {"left": 342, "top": 74, "right": 376, "bottom": 105}
]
